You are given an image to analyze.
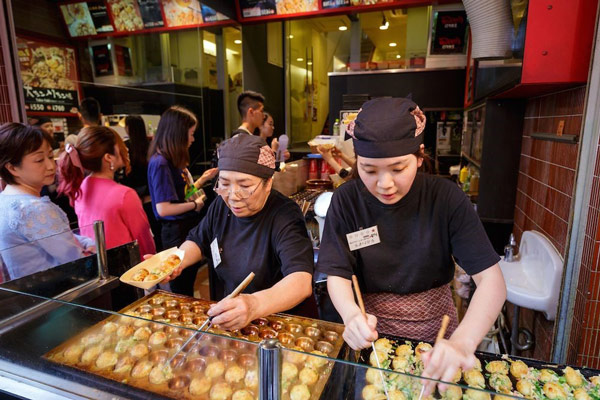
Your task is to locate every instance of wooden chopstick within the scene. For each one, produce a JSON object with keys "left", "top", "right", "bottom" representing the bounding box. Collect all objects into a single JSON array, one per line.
[
  {"left": 224, "top": 272, "right": 255, "bottom": 299},
  {"left": 352, "top": 275, "right": 367, "bottom": 316},
  {"left": 435, "top": 314, "right": 450, "bottom": 343}
]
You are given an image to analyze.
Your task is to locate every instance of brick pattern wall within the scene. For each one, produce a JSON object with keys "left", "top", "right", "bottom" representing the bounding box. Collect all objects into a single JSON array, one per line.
[
  {"left": 512, "top": 86, "right": 586, "bottom": 361},
  {"left": 0, "top": 39, "right": 13, "bottom": 123}
]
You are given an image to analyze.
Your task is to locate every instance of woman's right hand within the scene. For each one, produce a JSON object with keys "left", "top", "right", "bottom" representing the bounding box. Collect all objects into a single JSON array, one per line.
[
  {"left": 316, "top": 145, "right": 334, "bottom": 161},
  {"left": 193, "top": 196, "right": 204, "bottom": 212},
  {"left": 343, "top": 309, "right": 378, "bottom": 350}
]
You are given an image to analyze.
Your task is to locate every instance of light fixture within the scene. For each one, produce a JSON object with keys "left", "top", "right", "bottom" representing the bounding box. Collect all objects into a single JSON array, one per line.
[
  {"left": 379, "top": 13, "right": 389, "bottom": 30},
  {"left": 296, "top": 57, "right": 304, "bottom": 62},
  {"left": 396, "top": 54, "right": 402, "bottom": 59},
  {"left": 288, "top": 34, "right": 294, "bottom": 39},
  {"left": 234, "top": 39, "right": 242, "bottom": 44},
  {"left": 338, "top": 25, "right": 348, "bottom": 31},
  {"left": 389, "top": 42, "right": 397, "bottom": 47},
  {"left": 307, "top": 61, "right": 313, "bottom": 66}
]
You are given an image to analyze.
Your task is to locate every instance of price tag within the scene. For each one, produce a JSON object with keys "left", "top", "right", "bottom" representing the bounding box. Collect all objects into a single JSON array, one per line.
[
  {"left": 210, "top": 237, "right": 222, "bottom": 268},
  {"left": 346, "top": 226, "right": 381, "bottom": 252}
]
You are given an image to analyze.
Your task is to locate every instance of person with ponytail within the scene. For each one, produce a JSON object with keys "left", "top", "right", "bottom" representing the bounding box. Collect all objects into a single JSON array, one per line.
[
  {"left": 0, "top": 123, "right": 94, "bottom": 280},
  {"left": 147, "top": 106, "right": 218, "bottom": 295},
  {"left": 58, "top": 126, "right": 156, "bottom": 258}
]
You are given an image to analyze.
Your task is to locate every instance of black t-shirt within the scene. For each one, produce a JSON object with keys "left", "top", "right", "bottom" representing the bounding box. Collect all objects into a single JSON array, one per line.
[
  {"left": 316, "top": 173, "right": 500, "bottom": 294},
  {"left": 186, "top": 189, "right": 314, "bottom": 299}
]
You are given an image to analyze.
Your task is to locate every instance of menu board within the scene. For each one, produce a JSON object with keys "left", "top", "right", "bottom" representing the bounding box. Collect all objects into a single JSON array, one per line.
[
  {"left": 137, "top": 0, "right": 165, "bottom": 28},
  {"left": 201, "top": 5, "right": 229, "bottom": 22},
  {"left": 239, "top": 0, "right": 318, "bottom": 17},
  {"left": 92, "top": 44, "right": 113, "bottom": 76},
  {"left": 321, "top": 0, "right": 395, "bottom": 8},
  {"left": 17, "top": 37, "right": 79, "bottom": 114},
  {"left": 107, "top": 0, "right": 145, "bottom": 31},
  {"left": 161, "top": 0, "right": 203, "bottom": 27},
  {"left": 60, "top": 2, "right": 97, "bottom": 36},
  {"left": 115, "top": 45, "right": 134, "bottom": 76},
  {"left": 88, "top": 1, "right": 114, "bottom": 32},
  {"left": 430, "top": 10, "right": 468, "bottom": 55}
]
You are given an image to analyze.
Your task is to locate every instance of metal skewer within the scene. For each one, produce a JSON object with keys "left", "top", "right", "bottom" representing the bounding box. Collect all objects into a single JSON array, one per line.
[
  {"left": 352, "top": 275, "right": 390, "bottom": 400},
  {"left": 416, "top": 314, "right": 450, "bottom": 400},
  {"left": 163, "top": 272, "right": 255, "bottom": 371}
]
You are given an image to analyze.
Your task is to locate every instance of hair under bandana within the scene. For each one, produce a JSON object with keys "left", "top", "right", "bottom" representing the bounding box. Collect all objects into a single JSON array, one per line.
[
  {"left": 217, "top": 133, "right": 275, "bottom": 179},
  {"left": 350, "top": 97, "right": 426, "bottom": 158}
]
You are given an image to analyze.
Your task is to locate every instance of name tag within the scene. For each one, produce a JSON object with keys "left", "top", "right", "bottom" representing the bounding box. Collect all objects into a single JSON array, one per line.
[
  {"left": 346, "top": 226, "right": 381, "bottom": 251},
  {"left": 210, "top": 237, "right": 222, "bottom": 268}
]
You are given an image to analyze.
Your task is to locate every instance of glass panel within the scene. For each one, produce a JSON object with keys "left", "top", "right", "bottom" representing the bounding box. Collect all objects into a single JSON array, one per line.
[{"left": 224, "top": 26, "right": 243, "bottom": 135}]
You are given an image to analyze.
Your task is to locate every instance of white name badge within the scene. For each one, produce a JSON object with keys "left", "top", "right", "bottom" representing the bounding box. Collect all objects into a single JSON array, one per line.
[
  {"left": 346, "top": 226, "right": 381, "bottom": 251},
  {"left": 210, "top": 237, "right": 222, "bottom": 268}
]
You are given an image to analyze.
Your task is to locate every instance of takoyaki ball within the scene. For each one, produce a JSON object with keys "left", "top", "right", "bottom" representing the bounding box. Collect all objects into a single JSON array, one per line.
[
  {"left": 494, "top": 395, "right": 515, "bottom": 400},
  {"left": 205, "top": 360, "right": 225, "bottom": 379},
  {"left": 564, "top": 366, "right": 584, "bottom": 388},
  {"left": 464, "top": 389, "right": 492, "bottom": 400},
  {"left": 95, "top": 350, "right": 118, "bottom": 369},
  {"left": 133, "top": 314, "right": 151, "bottom": 327},
  {"left": 388, "top": 389, "right": 407, "bottom": 400},
  {"left": 306, "top": 350, "right": 328, "bottom": 370},
  {"left": 285, "top": 346, "right": 307, "bottom": 364},
  {"left": 63, "top": 344, "right": 84, "bottom": 363},
  {"left": 245, "top": 369, "right": 259, "bottom": 389},
  {"left": 144, "top": 274, "right": 159, "bottom": 282},
  {"left": 369, "top": 350, "right": 388, "bottom": 367},
  {"left": 464, "top": 368, "right": 486, "bottom": 389},
  {"left": 225, "top": 364, "right": 246, "bottom": 384},
  {"left": 290, "top": 384, "right": 311, "bottom": 400},
  {"left": 509, "top": 360, "right": 529, "bottom": 380},
  {"left": 415, "top": 342, "right": 433, "bottom": 359},
  {"left": 485, "top": 361, "right": 509, "bottom": 375},
  {"left": 132, "top": 268, "right": 149, "bottom": 281},
  {"left": 543, "top": 382, "right": 568, "bottom": 400},
  {"left": 574, "top": 388, "right": 591, "bottom": 400},
  {"left": 131, "top": 360, "right": 153, "bottom": 378},
  {"left": 149, "top": 365, "right": 171, "bottom": 385},
  {"left": 299, "top": 367, "right": 318, "bottom": 385},
  {"left": 232, "top": 390, "right": 255, "bottom": 400},
  {"left": 129, "top": 343, "right": 149, "bottom": 359},
  {"left": 282, "top": 362, "right": 299, "bottom": 383},
  {"left": 451, "top": 368, "right": 462, "bottom": 383},
  {"left": 392, "top": 356, "right": 410, "bottom": 372},
  {"left": 489, "top": 372, "right": 512, "bottom": 393},
  {"left": 210, "top": 382, "right": 233, "bottom": 400},
  {"left": 517, "top": 379, "right": 535, "bottom": 398},
  {"left": 540, "top": 369, "right": 559, "bottom": 383},
  {"left": 374, "top": 338, "right": 393, "bottom": 354},
  {"left": 388, "top": 372, "right": 412, "bottom": 390},
  {"left": 101, "top": 321, "right": 118, "bottom": 335},
  {"left": 441, "top": 385, "right": 463, "bottom": 400},
  {"left": 472, "top": 358, "right": 482, "bottom": 371},
  {"left": 133, "top": 326, "right": 152, "bottom": 341},
  {"left": 116, "top": 325, "right": 134, "bottom": 338},
  {"left": 81, "top": 333, "right": 102, "bottom": 346},
  {"left": 189, "top": 376, "right": 211, "bottom": 396},
  {"left": 114, "top": 356, "right": 136, "bottom": 375},
  {"left": 365, "top": 367, "right": 384, "bottom": 388},
  {"left": 148, "top": 331, "right": 167, "bottom": 347},
  {"left": 362, "top": 384, "right": 387, "bottom": 400},
  {"left": 395, "top": 344, "right": 413, "bottom": 358},
  {"left": 81, "top": 344, "right": 103, "bottom": 364}
]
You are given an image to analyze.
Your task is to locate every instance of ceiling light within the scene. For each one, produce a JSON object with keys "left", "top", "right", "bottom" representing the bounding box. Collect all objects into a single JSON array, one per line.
[
  {"left": 338, "top": 25, "right": 348, "bottom": 31},
  {"left": 380, "top": 13, "right": 389, "bottom": 30},
  {"left": 234, "top": 39, "right": 242, "bottom": 44},
  {"left": 307, "top": 61, "right": 313, "bottom": 66},
  {"left": 296, "top": 57, "right": 304, "bottom": 62},
  {"left": 389, "top": 42, "right": 397, "bottom": 47},
  {"left": 396, "top": 54, "right": 401, "bottom": 59},
  {"left": 288, "top": 34, "right": 294, "bottom": 39}
]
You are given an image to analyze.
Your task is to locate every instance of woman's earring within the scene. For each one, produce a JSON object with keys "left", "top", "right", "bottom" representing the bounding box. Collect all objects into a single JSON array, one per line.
[{"left": 110, "top": 162, "right": 115, "bottom": 171}]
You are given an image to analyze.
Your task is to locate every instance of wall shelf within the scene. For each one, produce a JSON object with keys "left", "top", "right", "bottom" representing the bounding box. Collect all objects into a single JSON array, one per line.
[{"left": 531, "top": 132, "right": 579, "bottom": 144}]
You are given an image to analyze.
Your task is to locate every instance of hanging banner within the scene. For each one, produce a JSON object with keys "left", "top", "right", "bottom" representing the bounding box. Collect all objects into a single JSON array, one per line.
[
  {"left": 137, "top": 0, "right": 165, "bottom": 28},
  {"left": 161, "top": 0, "right": 203, "bottom": 27},
  {"left": 60, "top": 2, "right": 98, "bottom": 37},
  {"left": 17, "top": 37, "right": 80, "bottom": 114}
]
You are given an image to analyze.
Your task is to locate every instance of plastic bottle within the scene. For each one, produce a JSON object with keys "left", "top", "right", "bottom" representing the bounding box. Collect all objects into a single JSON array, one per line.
[{"left": 333, "top": 118, "right": 340, "bottom": 137}]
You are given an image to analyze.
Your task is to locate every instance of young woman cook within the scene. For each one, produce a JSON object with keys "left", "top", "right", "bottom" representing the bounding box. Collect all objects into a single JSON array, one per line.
[
  {"left": 162, "top": 134, "right": 313, "bottom": 330},
  {"left": 316, "top": 97, "right": 506, "bottom": 391}
]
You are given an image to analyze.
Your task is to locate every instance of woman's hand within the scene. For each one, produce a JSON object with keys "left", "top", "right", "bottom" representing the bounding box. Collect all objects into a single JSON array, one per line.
[
  {"left": 194, "top": 168, "right": 219, "bottom": 188},
  {"left": 192, "top": 196, "right": 205, "bottom": 212},
  {"left": 342, "top": 309, "right": 378, "bottom": 350},
  {"left": 207, "top": 294, "right": 259, "bottom": 330},
  {"left": 317, "top": 145, "right": 334, "bottom": 162},
  {"left": 420, "top": 338, "right": 477, "bottom": 394}
]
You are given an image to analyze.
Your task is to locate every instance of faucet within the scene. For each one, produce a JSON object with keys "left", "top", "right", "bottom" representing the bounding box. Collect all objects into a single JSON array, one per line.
[{"left": 504, "top": 233, "right": 518, "bottom": 262}]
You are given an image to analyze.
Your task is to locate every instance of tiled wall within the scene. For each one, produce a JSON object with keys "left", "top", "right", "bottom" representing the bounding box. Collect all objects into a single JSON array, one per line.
[
  {"left": 511, "top": 86, "right": 586, "bottom": 361},
  {"left": 0, "top": 40, "right": 13, "bottom": 123}
]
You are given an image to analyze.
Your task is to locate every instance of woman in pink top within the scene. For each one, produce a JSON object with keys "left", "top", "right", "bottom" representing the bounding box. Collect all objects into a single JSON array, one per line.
[{"left": 58, "top": 126, "right": 156, "bottom": 257}]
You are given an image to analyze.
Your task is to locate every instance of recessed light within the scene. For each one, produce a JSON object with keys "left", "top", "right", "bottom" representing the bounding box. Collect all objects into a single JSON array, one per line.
[
  {"left": 389, "top": 42, "right": 397, "bottom": 47},
  {"left": 307, "top": 61, "right": 313, "bottom": 65},
  {"left": 338, "top": 26, "right": 348, "bottom": 31},
  {"left": 288, "top": 34, "right": 294, "bottom": 39},
  {"left": 296, "top": 57, "right": 304, "bottom": 62},
  {"left": 234, "top": 39, "right": 242, "bottom": 44},
  {"left": 396, "top": 54, "right": 401, "bottom": 59}
]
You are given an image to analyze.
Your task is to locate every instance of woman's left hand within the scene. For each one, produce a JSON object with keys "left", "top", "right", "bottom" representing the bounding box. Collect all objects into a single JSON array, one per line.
[
  {"left": 420, "top": 338, "right": 476, "bottom": 395},
  {"left": 207, "top": 294, "right": 259, "bottom": 330},
  {"left": 195, "top": 168, "right": 219, "bottom": 188}
]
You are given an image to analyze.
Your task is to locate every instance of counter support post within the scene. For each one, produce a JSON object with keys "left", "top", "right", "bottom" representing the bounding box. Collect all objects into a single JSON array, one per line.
[
  {"left": 93, "top": 220, "right": 109, "bottom": 280},
  {"left": 258, "top": 338, "right": 282, "bottom": 400}
]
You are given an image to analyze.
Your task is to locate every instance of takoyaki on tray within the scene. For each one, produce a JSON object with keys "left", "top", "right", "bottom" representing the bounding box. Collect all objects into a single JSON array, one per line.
[
  {"left": 358, "top": 334, "right": 600, "bottom": 400},
  {"left": 45, "top": 290, "right": 345, "bottom": 400}
]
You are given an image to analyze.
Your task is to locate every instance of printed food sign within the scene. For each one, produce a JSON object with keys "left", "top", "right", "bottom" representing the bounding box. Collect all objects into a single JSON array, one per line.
[
  {"left": 239, "top": 0, "right": 317, "bottom": 17},
  {"left": 161, "top": 0, "right": 202, "bottom": 27},
  {"left": 17, "top": 37, "right": 79, "bottom": 113},
  {"left": 430, "top": 10, "right": 468, "bottom": 55}
]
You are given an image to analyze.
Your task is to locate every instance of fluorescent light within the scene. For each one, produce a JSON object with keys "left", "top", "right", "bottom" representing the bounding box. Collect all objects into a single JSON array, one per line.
[
  {"left": 203, "top": 40, "right": 216, "bottom": 56},
  {"left": 288, "top": 34, "right": 294, "bottom": 39},
  {"left": 389, "top": 42, "right": 397, "bottom": 47},
  {"left": 338, "top": 25, "right": 347, "bottom": 31},
  {"left": 234, "top": 39, "right": 242, "bottom": 44},
  {"left": 296, "top": 57, "right": 304, "bottom": 62}
]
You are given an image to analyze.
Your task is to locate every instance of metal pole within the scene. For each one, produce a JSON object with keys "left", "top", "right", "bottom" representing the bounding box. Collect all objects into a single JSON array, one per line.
[
  {"left": 93, "top": 220, "right": 109, "bottom": 280},
  {"left": 258, "top": 339, "right": 282, "bottom": 400}
]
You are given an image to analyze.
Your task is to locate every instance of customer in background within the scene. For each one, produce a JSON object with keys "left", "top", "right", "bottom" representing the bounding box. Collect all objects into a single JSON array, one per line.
[
  {"left": 233, "top": 90, "right": 265, "bottom": 136},
  {"left": 0, "top": 123, "right": 94, "bottom": 280},
  {"left": 65, "top": 97, "right": 102, "bottom": 146},
  {"left": 58, "top": 126, "right": 156, "bottom": 258},
  {"left": 147, "top": 106, "right": 217, "bottom": 295},
  {"left": 257, "top": 111, "right": 290, "bottom": 162}
]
